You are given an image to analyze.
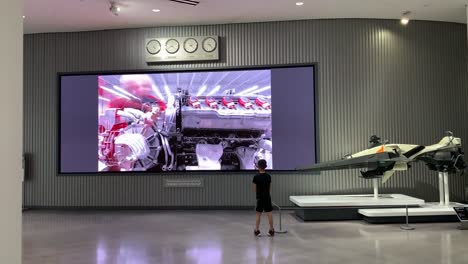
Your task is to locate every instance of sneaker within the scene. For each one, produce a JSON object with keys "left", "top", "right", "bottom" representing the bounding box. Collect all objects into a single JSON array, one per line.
[
  {"left": 268, "top": 229, "right": 275, "bottom": 237},
  {"left": 254, "top": 229, "right": 260, "bottom": 236}
]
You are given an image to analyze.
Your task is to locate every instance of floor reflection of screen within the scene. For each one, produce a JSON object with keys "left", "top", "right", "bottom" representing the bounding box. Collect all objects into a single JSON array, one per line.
[{"left": 97, "top": 70, "right": 272, "bottom": 172}]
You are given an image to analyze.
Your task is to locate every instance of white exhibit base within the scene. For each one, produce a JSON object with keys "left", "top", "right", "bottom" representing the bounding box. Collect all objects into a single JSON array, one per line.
[
  {"left": 289, "top": 194, "right": 425, "bottom": 207},
  {"left": 359, "top": 202, "right": 466, "bottom": 217}
]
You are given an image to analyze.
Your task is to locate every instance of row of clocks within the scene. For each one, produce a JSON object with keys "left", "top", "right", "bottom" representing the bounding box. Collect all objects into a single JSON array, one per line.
[
  {"left": 147, "top": 37, "right": 217, "bottom": 54},
  {"left": 145, "top": 36, "right": 219, "bottom": 63}
]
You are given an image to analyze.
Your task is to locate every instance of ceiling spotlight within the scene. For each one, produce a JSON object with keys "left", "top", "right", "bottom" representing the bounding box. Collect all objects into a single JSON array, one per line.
[
  {"left": 152, "top": 9, "right": 161, "bottom": 12},
  {"left": 401, "top": 11, "right": 411, "bottom": 25},
  {"left": 109, "top": 1, "right": 121, "bottom": 16},
  {"left": 296, "top": 2, "right": 304, "bottom": 6},
  {"left": 22, "top": 15, "right": 25, "bottom": 19}
]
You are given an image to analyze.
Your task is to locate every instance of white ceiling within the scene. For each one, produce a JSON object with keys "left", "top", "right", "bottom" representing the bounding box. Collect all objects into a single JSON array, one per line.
[{"left": 24, "top": 0, "right": 468, "bottom": 34}]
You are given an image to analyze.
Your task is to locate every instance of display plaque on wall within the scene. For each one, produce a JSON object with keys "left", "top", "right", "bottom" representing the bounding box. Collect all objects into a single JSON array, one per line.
[
  {"left": 163, "top": 178, "right": 204, "bottom": 188},
  {"left": 145, "top": 36, "right": 219, "bottom": 63}
]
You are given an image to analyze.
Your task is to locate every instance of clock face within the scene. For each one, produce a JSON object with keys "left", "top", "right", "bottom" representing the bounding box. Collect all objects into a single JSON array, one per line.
[
  {"left": 165, "top": 39, "right": 180, "bottom": 54},
  {"left": 146, "top": 39, "right": 161, "bottom": 55},
  {"left": 202, "top": 37, "right": 217, "bottom": 52},
  {"left": 184, "top": 38, "right": 198, "bottom": 53}
]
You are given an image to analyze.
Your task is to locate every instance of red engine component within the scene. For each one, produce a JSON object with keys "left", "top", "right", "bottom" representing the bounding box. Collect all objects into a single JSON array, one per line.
[
  {"left": 222, "top": 97, "right": 235, "bottom": 109},
  {"left": 255, "top": 97, "right": 271, "bottom": 109},
  {"left": 189, "top": 96, "right": 201, "bottom": 108},
  {"left": 99, "top": 120, "right": 128, "bottom": 169},
  {"left": 238, "top": 97, "right": 253, "bottom": 109},
  {"left": 205, "top": 97, "right": 218, "bottom": 108},
  {"left": 99, "top": 107, "right": 163, "bottom": 172}
]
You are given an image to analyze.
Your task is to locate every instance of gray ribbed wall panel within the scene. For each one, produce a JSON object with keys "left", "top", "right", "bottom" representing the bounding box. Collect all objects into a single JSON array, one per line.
[{"left": 23, "top": 19, "right": 468, "bottom": 207}]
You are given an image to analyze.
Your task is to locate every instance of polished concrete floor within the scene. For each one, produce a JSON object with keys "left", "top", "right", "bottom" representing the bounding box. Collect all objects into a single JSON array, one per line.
[{"left": 23, "top": 210, "right": 468, "bottom": 264}]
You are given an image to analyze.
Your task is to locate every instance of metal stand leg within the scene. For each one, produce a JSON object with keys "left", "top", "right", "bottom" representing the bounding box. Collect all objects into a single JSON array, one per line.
[
  {"left": 439, "top": 172, "right": 444, "bottom": 206},
  {"left": 443, "top": 172, "right": 450, "bottom": 206},
  {"left": 272, "top": 202, "right": 287, "bottom": 234},
  {"left": 400, "top": 204, "right": 415, "bottom": 230},
  {"left": 373, "top": 178, "right": 379, "bottom": 199}
]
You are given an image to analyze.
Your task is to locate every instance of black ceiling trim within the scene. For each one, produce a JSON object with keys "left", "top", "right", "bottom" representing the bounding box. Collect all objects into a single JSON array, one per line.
[{"left": 169, "top": 0, "right": 200, "bottom": 6}]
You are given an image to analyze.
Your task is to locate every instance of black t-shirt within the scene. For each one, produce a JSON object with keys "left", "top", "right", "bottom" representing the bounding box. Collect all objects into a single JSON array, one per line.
[{"left": 253, "top": 173, "right": 271, "bottom": 200}]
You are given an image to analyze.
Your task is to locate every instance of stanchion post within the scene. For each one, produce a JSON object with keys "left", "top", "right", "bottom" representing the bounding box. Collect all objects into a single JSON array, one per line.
[
  {"left": 272, "top": 202, "right": 287, "bottom": 234},
  {"left": 400, "top": 204, "right": 415, "bottom": 230}
]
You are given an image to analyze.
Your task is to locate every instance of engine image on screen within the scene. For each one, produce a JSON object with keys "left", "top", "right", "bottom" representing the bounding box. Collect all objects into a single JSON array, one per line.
[
  {"left": 60, "top": 65, "right": 315, "bottom": 174},
  {"left": 97, "top": 70, "right": 273, "bottom": 172}
]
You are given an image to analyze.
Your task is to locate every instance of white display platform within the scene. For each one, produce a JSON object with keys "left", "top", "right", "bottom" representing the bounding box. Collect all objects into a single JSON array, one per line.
[
  {"left": 359, "top": 202, "right": 466, "bottom": 217},
  {"left": 290, "top": 194, "right": 425, "bottom": 207}
]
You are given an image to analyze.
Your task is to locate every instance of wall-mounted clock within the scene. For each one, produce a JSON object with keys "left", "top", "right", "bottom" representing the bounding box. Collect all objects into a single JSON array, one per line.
[
  {"left": 146, "top": 39, "right": 161, "bottom": 55},
  {"left": 145, "top": 36, "right": 219, "bottom": 62},
  {"left": 202, "top": 37, "right": 217, "bottom": 52},
  {"left": 184, "top": 38, "right": 198, "bottom": 53},
  {"left": 165, "top": 39, "right": 180, "bottom": 54}
]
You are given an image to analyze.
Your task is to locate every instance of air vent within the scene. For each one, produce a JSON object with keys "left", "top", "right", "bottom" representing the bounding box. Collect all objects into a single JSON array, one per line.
[{"left": 169, "top": 0, "right": 200, "bottom": 6}]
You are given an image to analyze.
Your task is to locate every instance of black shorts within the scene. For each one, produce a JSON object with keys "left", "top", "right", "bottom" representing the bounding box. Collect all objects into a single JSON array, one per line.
[{"left": 256, "top": 198, "right": 273, "bottom": 213}]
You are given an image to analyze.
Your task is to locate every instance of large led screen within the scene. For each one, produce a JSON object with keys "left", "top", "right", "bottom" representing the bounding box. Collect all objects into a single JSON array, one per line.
[{"left": 60, "top": 66, "right": 316, "bottom": 173}]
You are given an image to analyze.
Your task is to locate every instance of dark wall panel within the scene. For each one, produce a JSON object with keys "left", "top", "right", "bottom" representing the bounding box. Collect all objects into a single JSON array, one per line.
[{"left": 23, "top": 19, "right": 468, "bottom": 207}]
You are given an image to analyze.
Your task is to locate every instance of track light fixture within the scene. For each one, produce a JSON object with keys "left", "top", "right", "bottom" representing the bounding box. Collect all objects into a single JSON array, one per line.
[
  {"left": 401, "top": 11, "right": 411, "bottom": 25},
  {"left": 109, "top": 1, "right": 121, "bottom": 16}
]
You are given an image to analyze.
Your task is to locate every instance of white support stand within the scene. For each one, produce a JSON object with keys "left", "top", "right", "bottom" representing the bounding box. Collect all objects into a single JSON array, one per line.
[
  {"left": 373, "top": 178, "right": 379, "bottom": 199},
  {"left": 438, "top": 172, "right": 450, "bottom": 206},
  {"left": 443, "top": 172, "right": 450, "bottom": 206}
]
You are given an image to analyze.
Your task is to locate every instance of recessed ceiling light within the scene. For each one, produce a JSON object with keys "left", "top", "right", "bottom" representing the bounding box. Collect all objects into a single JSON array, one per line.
[
  {"left": 296, "top": 2, "right": 304, "bottom": 6},
  {"left": 152, "top": 9, "right": 161, "bottom": 13},
  {"left": 109, "top": 2, "right": 120, "bottom": 16},
  {"left": 22, "top": 15, "right": 25, "bottom": 19},
  {"left": 400, "top": 11, "right": 411, "bottom": 25}
]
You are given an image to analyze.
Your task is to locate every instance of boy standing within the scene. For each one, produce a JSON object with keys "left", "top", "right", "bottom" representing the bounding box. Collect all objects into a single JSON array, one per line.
[{"left": 252, "top": 159, "right": 274, "bottom": 236}]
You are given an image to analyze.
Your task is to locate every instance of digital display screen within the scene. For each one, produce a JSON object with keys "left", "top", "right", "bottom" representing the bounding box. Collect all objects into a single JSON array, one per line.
[{"left": 60, "top": 66, "right": 316, "bottom": 173}]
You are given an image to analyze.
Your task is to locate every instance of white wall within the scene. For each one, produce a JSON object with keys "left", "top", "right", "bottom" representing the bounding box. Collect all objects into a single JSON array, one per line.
[{"left": 0, "top": 0, "right": 23, "bottom": 263}]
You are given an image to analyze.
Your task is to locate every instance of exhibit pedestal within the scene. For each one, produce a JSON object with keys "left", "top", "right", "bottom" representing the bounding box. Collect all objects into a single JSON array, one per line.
[
  {"left": 359, "top": 202, "right": 465, "bottom": 224},
  {"left": 290, "top": 194, "right": 425, "bottom": 221}
]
